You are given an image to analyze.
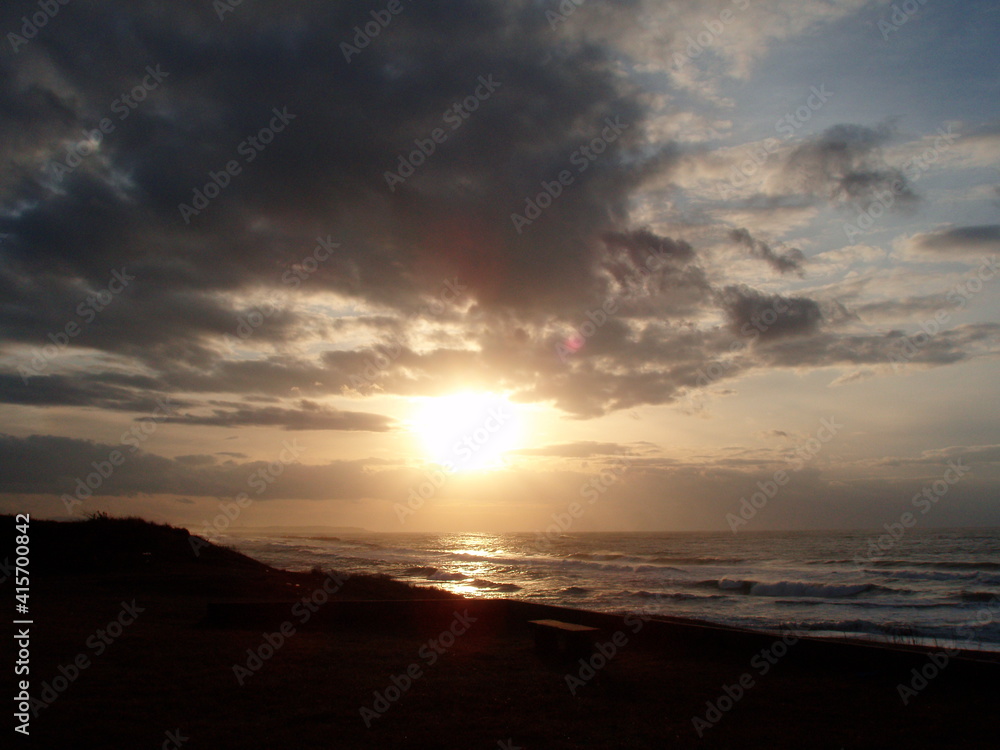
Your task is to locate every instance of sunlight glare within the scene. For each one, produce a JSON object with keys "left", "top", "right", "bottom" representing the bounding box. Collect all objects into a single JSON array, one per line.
[{"left": 411, "top": 392, "right": 522, "bottom": 472}]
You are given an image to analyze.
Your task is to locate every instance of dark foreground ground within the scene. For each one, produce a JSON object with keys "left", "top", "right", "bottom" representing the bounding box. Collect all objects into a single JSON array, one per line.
[{"left": 4, "top": 516, "right": 999, "bottom": 749}]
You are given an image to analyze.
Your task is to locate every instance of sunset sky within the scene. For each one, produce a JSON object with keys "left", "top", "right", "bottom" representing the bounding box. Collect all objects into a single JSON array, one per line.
[{"left": 1, "top": 0, "right": 998, "bottom": 532}]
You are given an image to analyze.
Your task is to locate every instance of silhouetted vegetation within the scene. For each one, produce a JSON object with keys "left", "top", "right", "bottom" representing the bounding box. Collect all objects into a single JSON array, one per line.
[{"left": 2, "top": 514, "right": 456, "bottom": 601}]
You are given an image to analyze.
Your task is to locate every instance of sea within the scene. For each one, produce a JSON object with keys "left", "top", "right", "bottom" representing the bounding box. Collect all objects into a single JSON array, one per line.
[{"left": 213, "top": 528, "right": 1000, "bottom": 653}]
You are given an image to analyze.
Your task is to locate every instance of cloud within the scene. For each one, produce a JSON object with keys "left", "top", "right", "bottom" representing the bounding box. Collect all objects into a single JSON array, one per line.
[
  {"left": 901, "top": 225, "right": 1000, "bottom": 257},
  {"left": 828, "top": 368, "right": 876, "bottom": 387},
  {"left": 0, "top": 373, "right": 183, "bottom": 413},
  {"left": 158, "top": 401, "right": 395, "bottom": 432},
  {"left": 850, "top": 294, "right": 952, "bottom": 322},
  {"left": 729, "top": 228, "right": 804, "bottom": 276},
  {"left": 509, "top": 441, "right": 642, "bottom": 458},
  {"left": 0, "top": 432, "right": 395, "bottom": 501},
  {"left": 0, "top": 0, "right": 993, "bottom": 430},
  {"left": 3, "top": 431, "right": 998, "bottom": 530},
  {"left": 875, "top": 445, "right": 1000, "bottom": 467},
  {"left": 755, "top": 429, "right": 791, "bottom": 440},
  {"left": 718, "top": 286, "right": 823, "bottom": 340},
  {"left": 756, "top": 323, "right": 1000, "bottom": 370},
  {"left": 781, "top": 123, "right": 918, "bottom": 210},
  {"left": 174, "top": 454, "right": 217, "bottom": 467}
]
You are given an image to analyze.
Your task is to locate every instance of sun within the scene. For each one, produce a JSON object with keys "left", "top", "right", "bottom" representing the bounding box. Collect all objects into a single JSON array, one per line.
[{"left": 410, "top": 392, "right": 522, "bottom": 472}]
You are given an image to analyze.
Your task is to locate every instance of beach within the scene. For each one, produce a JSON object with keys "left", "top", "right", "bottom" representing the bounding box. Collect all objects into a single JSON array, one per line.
[
  {"left": 11, "top": 516, "right": 1000, "bottom": 748},
  {"left": 216, "top": 528, "right": 1000, "bottom": 653}
]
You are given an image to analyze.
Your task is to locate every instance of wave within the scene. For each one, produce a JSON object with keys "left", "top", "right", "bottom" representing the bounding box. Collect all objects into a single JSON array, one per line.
[
  {"left": 870, "top": 560, "right": 1000, "bottom": 571},
  {"left": 715, "top": 577, "right": 873, "bottom": 598},
  {"left": 565, "top": 551, "right": 746, "bottom": 566},
  {"left": 805, "top": 559, "right": 857, "bottom": 565},
  {"left": 629, "top": 590, "right": 723, "bottom": 601},
  {"left": 773, "top": 598, "right": 950, "bottom": 609},
  {"left": 447, "top": 550, "right": 688, "bottom": 575},
  {"left": 718, "top": 577, "right": 750, "bottom": 591},
  {"left": 865, "top": 568, "right": 979, "bottom": 582},
  {"left": 403, "top": 566, "right": 438, "bottom": 576},
  {"left": 403, "top": 565, "right": 521, "bottom": 593},
  {"left": 752, "top": 581, "right": 873, "bottom": 598},
  {"left": 787, "top": 618, "right": 1000, "bottom": 649},
  {"left": 960, "top": 591, "right": 1000, "bottom": 603},
  {"left": 428, "top": 570, "right": 467, "bottom": 581},
  {"left": 470, "top": 579, "right": 522, "bottom": 592},
  {"left": 402, "top": 566, "right": 467, "bottom": 582}
]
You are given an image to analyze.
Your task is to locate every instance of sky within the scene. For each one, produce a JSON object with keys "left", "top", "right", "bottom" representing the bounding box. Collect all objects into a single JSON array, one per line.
[{"left": 0, "top": 0, "right": 998, "bottom": 534}]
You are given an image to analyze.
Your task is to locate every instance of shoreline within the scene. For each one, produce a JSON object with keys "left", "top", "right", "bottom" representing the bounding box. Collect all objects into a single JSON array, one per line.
[{"left": 215, "top": 529, "right": 1000, "bottom": 658}]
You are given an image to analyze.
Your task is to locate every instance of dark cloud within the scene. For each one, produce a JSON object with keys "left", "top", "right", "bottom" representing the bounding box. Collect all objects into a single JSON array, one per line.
[
  {"left": 601, "top": 229, "right": 695, "bottom": 265},
  {"left": 0, "top": 0, "right": 994, "bottom": 430},
  {"left": 0, "top": 0, "right": 699, "bottom": 418},
  {"left": 0, "top": 0, "right": 662, "bottom": 329},
  {"left": 903, "top": 225, "right": 1000, "bottom": 256},
  {"left": 756, "top": 323, "right": 1000, "bottom": 369},
  {"left": 0, "top": 433, "right": 379, "bottom": 501},
  {"left": 782, "top": 123, "right": 918, "bottom": 210},
  {"left": 158, "top": 400, "right": 395, "bottom": 431},
  {"left": 175, "top": 454, "right": 217, "bottom": 467},
  {"left": 718, "top": 286, "right": 823, "bottom": 341},
  {"left": 729, "top": 228, "right": 804, "bottom": 276},
  {"left": 0, "top": 373, "right": 183, "bottom": 413}
]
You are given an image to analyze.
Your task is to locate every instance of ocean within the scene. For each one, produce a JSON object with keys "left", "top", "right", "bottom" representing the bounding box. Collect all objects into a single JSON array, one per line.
[{"left": 214, "top": 528, "right": 1000, "bottom": 653}]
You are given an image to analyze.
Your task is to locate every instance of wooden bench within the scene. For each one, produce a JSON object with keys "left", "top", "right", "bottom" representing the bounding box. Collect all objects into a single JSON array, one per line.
[{"left": 527, "top": 619, "right": 600, "bottom": 658}]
